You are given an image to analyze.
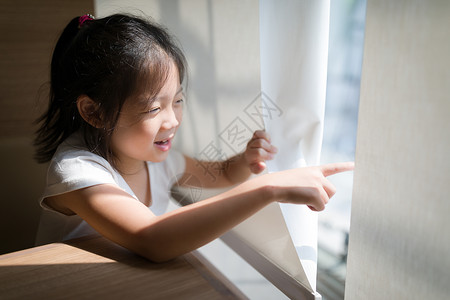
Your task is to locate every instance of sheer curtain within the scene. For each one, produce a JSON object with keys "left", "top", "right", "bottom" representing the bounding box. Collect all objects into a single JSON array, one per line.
[{"left": 260, "top": 0, "right": 330, "bottom": 291}]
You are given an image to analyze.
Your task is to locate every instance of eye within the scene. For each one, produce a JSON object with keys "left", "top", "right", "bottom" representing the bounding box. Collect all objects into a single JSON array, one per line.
[
  {"left": 175, "top": 99, "right": 184, "bottom": 105},
  {"left": 146, "top": 107, "right": 160, "bottom": 114}
]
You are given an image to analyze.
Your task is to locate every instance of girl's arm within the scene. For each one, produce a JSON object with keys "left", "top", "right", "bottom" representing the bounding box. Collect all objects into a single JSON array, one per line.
[
  {"left": 183, "top": 130, "right": 277, "bottom": 189},
  {"left": 44, "top": 162, "right": 353, "bottom": 263}
]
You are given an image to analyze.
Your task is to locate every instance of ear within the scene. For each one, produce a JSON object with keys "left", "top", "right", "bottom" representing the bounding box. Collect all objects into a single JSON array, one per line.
[{"left": 77, "top": 95, "right": 103, "bottom": 128}]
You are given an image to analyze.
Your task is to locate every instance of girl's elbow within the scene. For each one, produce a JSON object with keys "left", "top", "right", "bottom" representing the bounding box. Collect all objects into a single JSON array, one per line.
[
  {"left": 141, "top": 249, "right": 178, "bottom": 263},
  {"left": 133, "top": 233, "right": 180, "bottom": 263}
]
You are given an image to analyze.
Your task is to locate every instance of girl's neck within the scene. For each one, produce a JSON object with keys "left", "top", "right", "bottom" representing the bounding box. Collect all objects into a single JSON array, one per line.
[
  {"left": 116, "top": 159, "right": 147, "bottom": 176},
  {"left": 119, "top": 161, "right": 152, "bottom": 207}
]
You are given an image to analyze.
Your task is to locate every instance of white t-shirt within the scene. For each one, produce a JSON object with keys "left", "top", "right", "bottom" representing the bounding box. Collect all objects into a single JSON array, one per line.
[{"left": 35, "top": 132, "right": 186, "bottom": 245}]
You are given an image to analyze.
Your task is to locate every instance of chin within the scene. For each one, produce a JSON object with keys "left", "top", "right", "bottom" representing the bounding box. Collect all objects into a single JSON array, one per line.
[{"left": 148, "top": 152, "right": 170, "bottom": 163}]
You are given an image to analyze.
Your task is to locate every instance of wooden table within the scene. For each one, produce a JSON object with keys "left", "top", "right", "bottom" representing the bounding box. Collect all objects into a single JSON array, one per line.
[{"left": 0, "top": 235, "right": 247, "bottom": 299}]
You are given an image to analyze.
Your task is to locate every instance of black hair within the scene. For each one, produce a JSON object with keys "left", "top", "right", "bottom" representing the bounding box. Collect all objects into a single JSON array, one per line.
[{"left": 34, "top": 14, "right": 187, "bottom": 166}]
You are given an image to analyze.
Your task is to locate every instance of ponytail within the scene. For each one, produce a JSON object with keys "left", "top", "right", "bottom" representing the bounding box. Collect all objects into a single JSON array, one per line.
[{"left": 34, "top": 17, "right": 81, "bottom": 163}]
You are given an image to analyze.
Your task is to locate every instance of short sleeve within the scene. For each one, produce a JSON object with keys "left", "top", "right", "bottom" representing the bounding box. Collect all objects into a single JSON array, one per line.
[{"left": 41, "top": 148, "right": 121, "bottom": 211}]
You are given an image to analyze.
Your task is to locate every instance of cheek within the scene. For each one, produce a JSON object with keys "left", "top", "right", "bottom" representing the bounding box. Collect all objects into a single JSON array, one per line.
[
  {"left": 137, "top": 119, "right": 159, "bottom": 139},
  {"left": 113, "top": 119, "right": 156, "bottom": 146},
  {"left": 175, "top": 108, "right": 183, "bottom": 124}
]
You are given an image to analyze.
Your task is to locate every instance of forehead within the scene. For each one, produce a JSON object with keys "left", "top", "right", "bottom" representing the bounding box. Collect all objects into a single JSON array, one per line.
[
  {"left": 154, "top": 63, "right": 181, "bottom": 99},
  {"left": 125, "top": 63, "right": 182, "bottom": 109}
]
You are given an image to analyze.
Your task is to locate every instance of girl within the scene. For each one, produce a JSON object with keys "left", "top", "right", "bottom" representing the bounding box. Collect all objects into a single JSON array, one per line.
[{"left": 34, "top": 14, "right": 353, "bottom": 262}]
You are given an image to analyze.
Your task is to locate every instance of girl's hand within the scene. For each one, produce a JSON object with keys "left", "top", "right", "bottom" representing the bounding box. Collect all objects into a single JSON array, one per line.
[
  {"left": 244, "top": 130, "right": 278, "bottom": 174},
  {"left": 262, "top": 162, "right": 354, "bottom": 211}
]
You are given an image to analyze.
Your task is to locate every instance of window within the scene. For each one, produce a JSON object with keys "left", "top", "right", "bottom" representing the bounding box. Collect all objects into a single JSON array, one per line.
[{"left": 318, "top": 0, "right": 366, "bottom": 299}]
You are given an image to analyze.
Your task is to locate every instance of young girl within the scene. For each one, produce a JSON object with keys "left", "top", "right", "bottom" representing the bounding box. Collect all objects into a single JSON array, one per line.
[{"left": 34, "top": 13, "right": 353, "bottom": 262}]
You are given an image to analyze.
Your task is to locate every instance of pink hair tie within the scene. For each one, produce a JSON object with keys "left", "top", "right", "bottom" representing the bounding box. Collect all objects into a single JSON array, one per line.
[{"left": 78, "top": 14, "right": 95, "bottom": 28}]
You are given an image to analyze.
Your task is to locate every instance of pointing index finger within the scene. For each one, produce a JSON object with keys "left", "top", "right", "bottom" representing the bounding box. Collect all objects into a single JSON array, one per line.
[{"left": 320, "top": 162, "right": 355, "bottom": 177}]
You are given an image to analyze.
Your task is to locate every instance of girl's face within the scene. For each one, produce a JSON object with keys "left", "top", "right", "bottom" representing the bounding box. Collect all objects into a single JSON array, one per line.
[{"left": 111, "top": 62, "right": 183, "bottom": 172}]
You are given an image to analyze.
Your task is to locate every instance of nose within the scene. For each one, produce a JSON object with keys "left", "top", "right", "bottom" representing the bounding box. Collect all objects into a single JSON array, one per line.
[{"left": 161, "top": 107, "right": 180, "bottom": 130}]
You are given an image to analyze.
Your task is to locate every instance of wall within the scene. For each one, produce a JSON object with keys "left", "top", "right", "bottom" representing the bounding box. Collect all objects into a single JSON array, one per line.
[
  {"left": 345, "top": 0, "right": 450, "bottom": 298},
  {"left": 0, "top": 0, "right": 94, "bottom": 254}
]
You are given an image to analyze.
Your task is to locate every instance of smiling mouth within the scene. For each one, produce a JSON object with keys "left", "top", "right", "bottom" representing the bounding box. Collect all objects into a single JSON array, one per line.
[
  {"left": 155, "top": 139, "right": 169, "bottom": 145},
  {"left": 154, "top": 139, "right": 171, "bottom": 152}
]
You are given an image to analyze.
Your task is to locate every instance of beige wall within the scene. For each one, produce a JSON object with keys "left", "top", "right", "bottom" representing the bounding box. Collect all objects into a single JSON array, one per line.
[
  {"left": 0, "top": 0, "right": 94, "bottom": 254},
  {"left": 345, "top": 0, "right": 450, "bottom": 298}
]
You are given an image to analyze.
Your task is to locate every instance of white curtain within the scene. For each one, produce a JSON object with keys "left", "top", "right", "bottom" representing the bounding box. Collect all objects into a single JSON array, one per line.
[
  {"left": 259, "top": 0, "right": 330, "bottom": 290},
  {"left": 222, "top": 1, "right": 329, "bottom": 298}
]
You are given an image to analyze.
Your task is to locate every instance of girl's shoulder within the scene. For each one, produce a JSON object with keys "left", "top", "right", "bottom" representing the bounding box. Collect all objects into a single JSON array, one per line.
[
  {"left": 47, "top": 132, "right": 119, "bottom": 190},
  {"left": 41, "top": 132, "right": 140, "bottom": 212},
  {"left": 53, "top": 133, "right": 101, "bottom": 162}
]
